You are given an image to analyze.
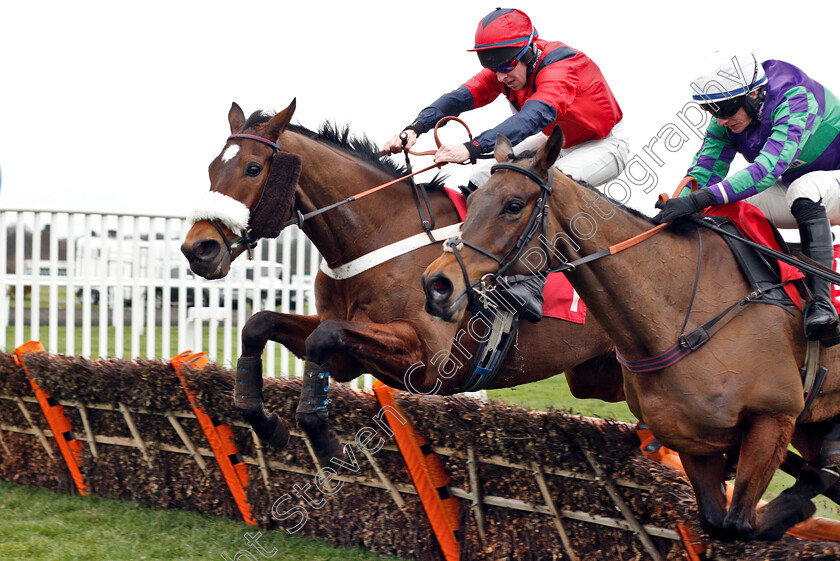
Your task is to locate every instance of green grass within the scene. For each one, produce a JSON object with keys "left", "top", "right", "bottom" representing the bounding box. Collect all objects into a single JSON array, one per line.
[
  {"left": 486, "top": 375, "right": 636, "bottom": 422},
  {"left": 0, "top": 480, "right": 403, "bottom": 561}
]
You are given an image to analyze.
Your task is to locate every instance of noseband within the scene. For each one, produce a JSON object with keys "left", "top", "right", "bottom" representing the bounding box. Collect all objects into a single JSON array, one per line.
[
  {"left": 202, "top": 133, "right": 292, "bottom": 261},
  {"left": 443, "top": 162, "right": 554, "bottom": 312}
]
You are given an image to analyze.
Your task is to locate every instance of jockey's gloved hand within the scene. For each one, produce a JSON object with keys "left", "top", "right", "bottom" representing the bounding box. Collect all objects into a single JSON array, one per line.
[{"left": 653, "top": 189, "right": 717, "bottom": 224}]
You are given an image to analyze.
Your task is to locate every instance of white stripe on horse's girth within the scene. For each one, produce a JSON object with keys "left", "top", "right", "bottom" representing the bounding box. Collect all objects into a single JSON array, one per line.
[
  {"left": 188, "top": 191, "right": 250, "bottom": 236},
  {"left": 320, "top": 223, "right": 463, "bottom": 280}
]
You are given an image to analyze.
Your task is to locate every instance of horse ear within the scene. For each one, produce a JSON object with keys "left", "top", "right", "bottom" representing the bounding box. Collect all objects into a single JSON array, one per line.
[
  {"left": 534, "top": 126, "right": 564, "bottom": 173},
  {"left": 265, "top": 98, "right": 297, "bottom": 141},
  {"left": 494, "top": 135, "right": 515, "bottom": 162},
  {"left": 229, "top": 102, "right": 246, "bottom": 134}
]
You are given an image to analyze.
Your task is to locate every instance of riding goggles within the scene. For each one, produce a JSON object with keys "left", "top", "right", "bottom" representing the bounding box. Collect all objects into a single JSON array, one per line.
[
  {"left": 700, "top": 96, "right": 744, "bottom": 119},
  {"left": 490, "top": 43, "right": 530, "bottom": 73}
]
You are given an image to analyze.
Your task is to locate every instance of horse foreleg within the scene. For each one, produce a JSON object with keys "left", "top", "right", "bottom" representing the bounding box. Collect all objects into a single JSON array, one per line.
[
  {"left": 241, "top": 309, "right": 320, "bottom": 358},
  {"left": 296, "top": 360, "right": 343, "bottom": 467},
  {"left": 296, "top": 319, "right": 426, "bottom": 468},
  {"left": 680, "top": 452, "right": 729, "bottom": 540},
  {"left": 304, "top": 318, "right": 424, "bottom": 379},
  {"left": 235, "top": 311, "right": 321, "bottom": 450},
  {"left": 724, "top": 414, "right": 828, "bottom": 541}
]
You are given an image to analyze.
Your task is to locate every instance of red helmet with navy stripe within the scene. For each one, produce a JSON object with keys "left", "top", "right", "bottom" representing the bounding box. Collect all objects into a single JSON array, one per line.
[
  {"left": 469, "top": 8, "right": 536, "bottom": 51},
  {"left": 468, "top": 8, "right": 537, "bottom": 70}
]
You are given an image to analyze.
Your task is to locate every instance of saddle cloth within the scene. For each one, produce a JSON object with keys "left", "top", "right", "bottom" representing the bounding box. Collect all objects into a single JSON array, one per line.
[{"left": 706, "top": 202, "right": 817, "bottom": 311}]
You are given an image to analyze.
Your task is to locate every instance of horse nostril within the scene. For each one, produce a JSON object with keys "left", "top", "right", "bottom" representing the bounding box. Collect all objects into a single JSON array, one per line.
[
  {"left": 433, "top": 278, "right": 449, "bottom": 294},
  {"left": 188, "top": 239, "right": 220, "bottom": 262},
  {"left": 425, "top": 273, "right": 453, "bottom": 302}
]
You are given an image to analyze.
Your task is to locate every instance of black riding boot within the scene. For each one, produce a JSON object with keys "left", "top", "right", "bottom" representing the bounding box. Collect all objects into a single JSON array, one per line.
[
  {"left": 793, "top": 198, "right": 840, "bottom": 347},
  {"left": 498, "top": 275, "right": 545, "bottom": 323}
]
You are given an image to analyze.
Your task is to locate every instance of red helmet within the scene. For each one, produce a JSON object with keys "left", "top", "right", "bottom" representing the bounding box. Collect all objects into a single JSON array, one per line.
[
  {"left": 468, "top": 8, "right": 538, "bottom": 70},
  {"left": 469, "top": 8, "right": 536, "bottom": 51}
]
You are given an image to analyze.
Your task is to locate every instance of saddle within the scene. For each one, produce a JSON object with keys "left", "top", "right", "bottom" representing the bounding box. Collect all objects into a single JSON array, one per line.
[{"left": 704, "top": 214, "right": 795, "bottom": 306}]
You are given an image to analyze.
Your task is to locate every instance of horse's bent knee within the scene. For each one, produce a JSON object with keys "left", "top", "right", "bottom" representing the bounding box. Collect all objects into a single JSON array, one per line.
[
  {"left": 305, "top": 320, "right": 344, "bottom": 364},
  {"left": 241, "top": 310, "right": 278, "bottom": 353}
]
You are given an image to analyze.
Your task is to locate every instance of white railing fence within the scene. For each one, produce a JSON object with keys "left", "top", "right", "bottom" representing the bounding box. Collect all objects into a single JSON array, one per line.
[{"left": 0, "top": 208, "right": 340, "bottom": 382}]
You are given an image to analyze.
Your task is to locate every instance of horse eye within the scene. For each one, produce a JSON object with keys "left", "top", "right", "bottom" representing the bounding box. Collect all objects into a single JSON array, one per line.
[
  {"left": 245, "top": 163, "right": 263, "bottom": 177},
  {"left": 504, "top": 200, "right": 525, "bottom": 215}
]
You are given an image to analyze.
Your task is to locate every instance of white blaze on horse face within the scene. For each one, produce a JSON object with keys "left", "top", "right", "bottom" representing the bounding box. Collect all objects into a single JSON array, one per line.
[{"left": 222, "top": 144, "right": 240, "bottom": 163}]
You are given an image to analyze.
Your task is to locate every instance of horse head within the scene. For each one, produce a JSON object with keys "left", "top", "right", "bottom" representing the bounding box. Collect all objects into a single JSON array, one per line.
[
  {"left": 422, "top": 127, "right": 565, "bottom": 322},
  {"left": 182, "top": 99, "right": 299, "bottom": 279}
]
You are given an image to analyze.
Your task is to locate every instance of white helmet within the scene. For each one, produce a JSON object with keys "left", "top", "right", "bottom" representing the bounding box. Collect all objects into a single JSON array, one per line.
[{"left": 691, "top": 51, "right": 767, "bottom": 102}]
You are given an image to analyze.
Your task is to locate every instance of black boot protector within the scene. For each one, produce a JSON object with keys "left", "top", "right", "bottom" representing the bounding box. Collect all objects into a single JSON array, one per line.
[
  {"left": 234, "top": 355, "right": 264, "bottom": 411},
  {"left": 235, "top": 355, "right": 289, "bottom": 449},
  {"left": 498, "top": 275, "right": 545, "bottom": 323},
  {"left": 793, "top": 199, "right": 840, "bottom": 347},
  {"left": 296, "top": 361, "right": 343, "bottom": 466}
]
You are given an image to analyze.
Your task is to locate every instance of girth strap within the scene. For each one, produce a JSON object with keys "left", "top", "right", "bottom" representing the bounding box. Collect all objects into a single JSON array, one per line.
[{"left": 617, "top": 282, "right": 792, "bottom": 373}]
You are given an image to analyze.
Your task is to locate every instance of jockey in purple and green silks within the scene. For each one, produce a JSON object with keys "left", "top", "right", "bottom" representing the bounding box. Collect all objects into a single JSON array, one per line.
[
  {"left": 654, "top": 52, "right": 840, "bottom": 348},
  {"left": 686, "top": 60, "right": 840, "bottom": 208}
]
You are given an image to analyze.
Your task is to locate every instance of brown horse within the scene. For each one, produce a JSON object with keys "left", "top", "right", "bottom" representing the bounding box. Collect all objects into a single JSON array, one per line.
[
  {"left": 180, "top": 100, "right": 624, "bottom": 465},
  {"left": 422, "top": 127, "right": 840, "bottom": 541}
]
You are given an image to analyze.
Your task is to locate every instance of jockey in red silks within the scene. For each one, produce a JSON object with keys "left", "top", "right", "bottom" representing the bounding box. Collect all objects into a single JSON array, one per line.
[{"left": 384, "top": 7, "right": 629, "bottom": 323}]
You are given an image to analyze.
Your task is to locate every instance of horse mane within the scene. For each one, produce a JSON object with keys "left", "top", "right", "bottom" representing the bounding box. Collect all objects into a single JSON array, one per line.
[
  {"left": 576, "top": 178, "right": 699, "bottom": 235},
  {"left": 578, "top": 182, "right": 657, "bottom": 224},
  {"left": 244, "top": 110, "right": 446, "bottom": 191},
  {"left": 511, "top": 150, "right": 668, "bottom": 230}
]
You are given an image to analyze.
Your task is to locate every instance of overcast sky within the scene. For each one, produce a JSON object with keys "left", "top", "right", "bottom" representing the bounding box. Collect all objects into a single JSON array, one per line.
[{"left": 1, "top": 0, "right": 836, "bottom": 219}]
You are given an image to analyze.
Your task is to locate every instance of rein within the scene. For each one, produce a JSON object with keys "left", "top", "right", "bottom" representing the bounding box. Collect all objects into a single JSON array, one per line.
[
  {"left": 280, "top": 162, "right": 444, "bottom": 230},
  {"left": 202, "top": 129, "right": 453, "bottom": 263},
  {"left": 447, "top": 164, "right": 803, "bottom": 375},
  {"left": 443, "top": 160, "right": 668, "bottom": 312}
]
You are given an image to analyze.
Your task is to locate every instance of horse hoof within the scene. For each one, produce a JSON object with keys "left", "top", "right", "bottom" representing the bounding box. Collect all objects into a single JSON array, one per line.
[
  {"left": 263, "top": 412, "right": 291, "bottom": 449},
  {"left": 704, "top": 520, "right": 743, "bottom": 543},
  {"left": 296, "top": 412, "right": 344, "bottom": 468},
  {"left": 755, "top": 498, "right": 816, "bottom": 541},
  {"left": 307, "top": 429, "right": 344, "bottom": 468},
  {"left": 244, "top": 409, "right": 290, "bottom": 450}
]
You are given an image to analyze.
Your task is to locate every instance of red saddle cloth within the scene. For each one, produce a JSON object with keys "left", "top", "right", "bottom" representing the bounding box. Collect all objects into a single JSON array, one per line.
[{"left": 443, "top": 187, "right": 587, "bottom": 324}]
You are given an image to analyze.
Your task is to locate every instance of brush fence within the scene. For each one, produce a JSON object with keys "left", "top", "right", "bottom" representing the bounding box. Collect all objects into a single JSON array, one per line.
[{"left": 2, "top": 350, "right": 840, "bottom": 561}]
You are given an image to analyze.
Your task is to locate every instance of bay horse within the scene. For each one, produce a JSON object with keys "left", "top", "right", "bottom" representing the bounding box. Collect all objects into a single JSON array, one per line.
[
  {"left": 180, "top": 100, "right": 623, "bottom": 465},
  {"left": 421, "top": 127, "right": 840, "bottom": 541}
]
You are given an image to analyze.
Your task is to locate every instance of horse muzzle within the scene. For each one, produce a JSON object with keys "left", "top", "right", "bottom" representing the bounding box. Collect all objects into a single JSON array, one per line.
[
  {"left": 421, "top": 272, "right": 467, "bottom": 322},
  {"left": 181, "top": 238, "right": 232, "bottom": 279}
]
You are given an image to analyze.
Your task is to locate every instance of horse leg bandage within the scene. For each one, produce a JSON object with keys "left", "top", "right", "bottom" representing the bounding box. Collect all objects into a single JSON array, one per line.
[
  {"left": 234, "top": 355, "right": 264, "bottom": 411},
  {"left": 296, "top": 361, "right": 330, "bottom": 416},
  {"left": 249, "top": 151, "right": 302, "bottom": 239}
]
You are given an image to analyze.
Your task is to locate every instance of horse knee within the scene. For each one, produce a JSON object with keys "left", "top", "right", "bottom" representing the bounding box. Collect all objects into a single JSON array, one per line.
[
  {"left": 305, "top": 320, "right": 344, "bottom": 364},
  {"left": 241, "top": 310, "right": 278, "bottom": 353}
]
